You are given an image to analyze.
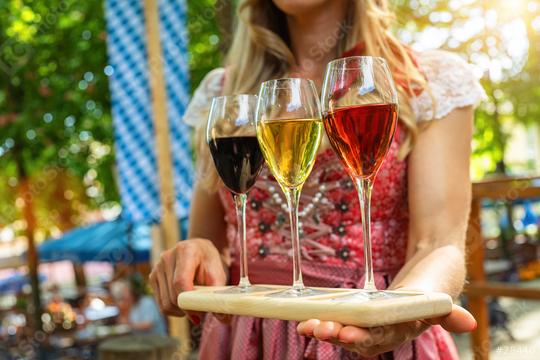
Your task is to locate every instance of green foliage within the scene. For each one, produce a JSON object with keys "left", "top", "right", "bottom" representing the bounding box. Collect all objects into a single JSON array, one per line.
[
  {"left": 0, "top": 0, "right": 225, "bottom": 229},
  {"left": 186, "top": 0, "right": 223, "bottom": 91},
  {"left": 0, "top": 0, "right": 117, "bottom": 226},
  {"left": 393, "top": 0, "right": 539, "bottom": 177},
  {"left": 0, "top": 0, "right": 224, "bottom": 229}
]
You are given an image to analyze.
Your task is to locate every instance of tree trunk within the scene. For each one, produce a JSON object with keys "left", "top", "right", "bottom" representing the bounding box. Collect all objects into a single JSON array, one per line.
[
  {"left": 17, "top": 170, "right": 43, "bottom": 333},
  {"left": 73, "top": 263, "right": 87, "bottom": 288},
  {"left": 52, "top": 171, "right": 87, "bottom": 288}
]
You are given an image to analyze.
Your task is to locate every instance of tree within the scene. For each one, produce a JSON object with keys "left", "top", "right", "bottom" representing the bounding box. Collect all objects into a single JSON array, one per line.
[
  {"left": 393, "top": 0, "right": 538, "bottom": 178},
  {"left": 0, "top": 0, "right": 119, "bottom": 335},
  {"left": 0, "top": 0, "right": 230, "bottom": 236},
  {"left": 0, "top": 0, "right": 118, "bottom": 235}
]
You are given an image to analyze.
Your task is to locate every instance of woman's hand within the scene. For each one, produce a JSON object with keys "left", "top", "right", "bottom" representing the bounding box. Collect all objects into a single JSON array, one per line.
[
  {"left": 149, "top": 238, "right": 227, "bottom": 324},
  {"left": 297, "top": 304, "right": 476, "bottom": 357}
]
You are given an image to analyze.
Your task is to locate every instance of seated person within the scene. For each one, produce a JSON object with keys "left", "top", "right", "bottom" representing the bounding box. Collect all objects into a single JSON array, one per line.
[{"left": 111, "top": 275, "right": 166, "bottom": 335}]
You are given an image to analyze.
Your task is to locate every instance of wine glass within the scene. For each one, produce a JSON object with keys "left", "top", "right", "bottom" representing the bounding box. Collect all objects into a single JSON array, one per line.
[
  {"left": 256, "top": 78, "right": 327, "bottom": 297},
  {"left": 321, "top": 56, "right": 399, "bottom": 297},
  {"left": 207, "top": 94, "right": 267, "bottom": 293}
]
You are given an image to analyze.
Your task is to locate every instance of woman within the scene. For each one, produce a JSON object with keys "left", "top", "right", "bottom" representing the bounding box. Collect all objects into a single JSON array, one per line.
[{"left": 150, "top": 0, "right": 485, "bottom": 358}]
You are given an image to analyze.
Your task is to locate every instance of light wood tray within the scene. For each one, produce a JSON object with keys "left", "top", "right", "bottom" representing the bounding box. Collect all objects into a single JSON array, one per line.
[{"left": 178, "top": 285, "right": 452, "bottom": 327}]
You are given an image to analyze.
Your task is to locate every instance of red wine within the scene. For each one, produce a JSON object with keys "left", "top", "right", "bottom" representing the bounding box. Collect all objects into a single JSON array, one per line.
[
  {"left": 324, "top": 103, "right": 398, "bottom": 178},
  {"left": 208, "top": 136, "right": 265, "bottom": 194}
]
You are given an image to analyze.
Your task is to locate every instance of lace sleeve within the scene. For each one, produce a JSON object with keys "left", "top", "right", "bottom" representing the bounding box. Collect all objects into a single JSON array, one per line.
[
  {"left": 183, "top": 68, "right": 226, "bottom": 128},
  {"left": 413, "top": 50, "right": 486, "bottom": 122}
]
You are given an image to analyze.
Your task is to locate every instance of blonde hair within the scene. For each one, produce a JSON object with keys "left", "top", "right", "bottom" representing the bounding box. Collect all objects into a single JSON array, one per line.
[{"left": 196, "top": 0, "right": 428, "bottom": 190}]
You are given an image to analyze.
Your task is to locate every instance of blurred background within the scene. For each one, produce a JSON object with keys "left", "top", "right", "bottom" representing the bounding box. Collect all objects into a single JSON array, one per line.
[{"left": 0, "top": 0, "right": 539, "bottom": 359}]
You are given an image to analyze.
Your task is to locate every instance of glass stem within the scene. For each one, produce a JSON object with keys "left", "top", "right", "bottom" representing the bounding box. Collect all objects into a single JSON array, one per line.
[
  {"left": 355, "top": 177, "right": 377, "bottom": 292},
  {"left": 284, "top": 187, "right": 304, "bottom": 291},
  {"left": 233, "top": 193, "right": 251, "bottom": 288}
]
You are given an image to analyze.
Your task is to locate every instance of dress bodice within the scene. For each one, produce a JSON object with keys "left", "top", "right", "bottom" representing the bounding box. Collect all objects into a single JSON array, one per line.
[{"left": 218, "top": 125, "right": 409, "bottom": 272}]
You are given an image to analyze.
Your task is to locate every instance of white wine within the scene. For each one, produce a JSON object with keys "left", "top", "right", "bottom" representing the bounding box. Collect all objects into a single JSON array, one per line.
[{"left": 257, "top": 118, "right": 323, "bottom": 189}]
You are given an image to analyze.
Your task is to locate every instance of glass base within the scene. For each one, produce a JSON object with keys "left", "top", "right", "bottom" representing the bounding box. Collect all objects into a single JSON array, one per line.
[
  {"left": 332, "top": 289, "right": 416, "bottom": 302},
  {"left": 214, "top": 285, "right": 272, "bottom": 294},
  {"left": 266, "top": 287, "right": 330, "bottom": 298}
]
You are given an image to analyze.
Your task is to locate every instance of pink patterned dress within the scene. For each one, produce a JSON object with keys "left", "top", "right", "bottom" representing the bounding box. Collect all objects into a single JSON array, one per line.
[{"left": 183, "top": 50, "right": 485, "bottom": 360}]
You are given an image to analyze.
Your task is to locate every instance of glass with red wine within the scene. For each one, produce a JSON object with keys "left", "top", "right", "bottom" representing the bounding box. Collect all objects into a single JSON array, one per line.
[
  {"left": 207, "top": 94, "right": 268, "bottom": 293},
  {"left": 321, "top": 56, "right": 399, "bottom": 298}
]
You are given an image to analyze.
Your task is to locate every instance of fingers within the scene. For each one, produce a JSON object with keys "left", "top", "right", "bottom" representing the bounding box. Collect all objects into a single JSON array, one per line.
[
  {"left": 296, "top": 305, "right": 476, "bottom": 358},
  {"left": 338, "top": 325, "right": 404, "bottom": 358},
  {"left": 428, "top": 304, "right": 477, "bottom": 333},
  {"left": 149, "top": 267, "right": 184, "bottom": 317},
  {"left": 310, "top": 304, "right": 476, "bottom": 358},
  {"left": 155, "top": 262, "right": 178, "bottom": 313},
  {"left": 206, "top": 253, "right": 227, "bottom": 286},
  {"left": 149, "top": 239, "right": 230, "bottom": 326},
  {"left": 193, "top": 239, "right": 227, "bottom": 287},
  {"left": 313, "top": 321, "right": 343, "bottom": 341},
  {"left": 149, "top": 268, "right": 160, "bottom": 307},
  {"left": 152, "top": 239, "right": 227, "bottom": 325},
  {"left": 337, "top": 325, "right": 373, "bottom": 345},
  {"left": 298, "top": 320, "right": 379, "bottom": 346},
  {"left": 297, "top": 321, "right": 390, "bottom": 358},
  {"left": 297, "top": 319, "right": 320, "bottom": 337},
  {"left": 162, "top": 250, "right": 180, "bottom": 309},
  {"left": 297, "top": 320, "right": 343, "bottom": 341},
  {"left": 172, "top": 243, "right": 198, "bottom": 294}
]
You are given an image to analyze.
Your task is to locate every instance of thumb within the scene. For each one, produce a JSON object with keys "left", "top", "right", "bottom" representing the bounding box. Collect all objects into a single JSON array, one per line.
[{"left": 426, "top": 304, "right": 477, "bottom": 333}]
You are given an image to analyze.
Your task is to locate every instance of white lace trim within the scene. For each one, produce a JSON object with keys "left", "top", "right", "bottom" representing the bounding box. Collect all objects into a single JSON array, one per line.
[
  {"left": 413, "top": 50, "right": 487, "bottom": 122},
  {"left": 183, "top": 68, "right": 226, "bottom": 128},
  {"left": 183, "top": 51, "right": 487, "bottom": 127}
]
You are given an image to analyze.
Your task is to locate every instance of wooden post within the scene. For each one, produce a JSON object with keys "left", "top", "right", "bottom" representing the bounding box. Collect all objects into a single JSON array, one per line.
[
  {"left": 142, "top": 0, "right": 191, "bottom": 358},
  {"left": 464, "top": 177, "right": 540, "bottom": 359},
  {"left": 536, "top": 124, "right": 540, "bottom": 172},
  {"left": 73, "top": 263, "right": 87, "bottom": 288},
  {"left": 466, "top": 198, "right": 489, "bottom": 360}
]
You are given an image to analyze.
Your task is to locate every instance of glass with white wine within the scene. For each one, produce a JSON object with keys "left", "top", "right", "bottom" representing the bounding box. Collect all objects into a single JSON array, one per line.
[{"left": 255, "top": 78, "right": 326, "bottom": 297}]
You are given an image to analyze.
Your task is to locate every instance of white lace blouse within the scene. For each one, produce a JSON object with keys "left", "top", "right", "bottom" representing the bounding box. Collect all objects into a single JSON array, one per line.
[{"left": 183, "top": 50, "right": 486, "bottom": 128}]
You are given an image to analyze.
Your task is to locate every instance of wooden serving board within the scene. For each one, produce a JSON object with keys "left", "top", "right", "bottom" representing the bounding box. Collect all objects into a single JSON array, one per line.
[{"left": 178, "top": 285, "right": 452, "bottom": 327}]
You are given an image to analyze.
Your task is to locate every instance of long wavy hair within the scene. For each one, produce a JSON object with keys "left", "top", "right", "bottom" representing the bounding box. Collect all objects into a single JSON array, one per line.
[{"left": 196, "top": 0, "right": 428, "bottom": 191}]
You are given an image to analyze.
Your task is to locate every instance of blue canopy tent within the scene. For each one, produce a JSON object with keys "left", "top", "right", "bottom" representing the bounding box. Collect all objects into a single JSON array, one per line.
[{"left": 38, "top": 218, "right": 152, "bottom": 264}]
